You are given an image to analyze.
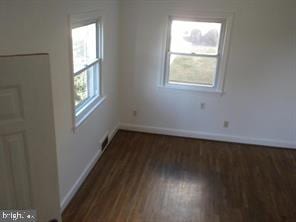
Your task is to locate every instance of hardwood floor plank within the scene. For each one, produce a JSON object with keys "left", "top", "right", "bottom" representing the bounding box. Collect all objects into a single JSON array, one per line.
[{"left": 63, "top": 130, "right": 296, "bottom": 222}]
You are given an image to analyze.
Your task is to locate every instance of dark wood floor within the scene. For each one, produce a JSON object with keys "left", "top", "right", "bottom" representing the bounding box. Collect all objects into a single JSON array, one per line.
[{"left": 63, "top": 130, "right": 296, "bottom": 222}]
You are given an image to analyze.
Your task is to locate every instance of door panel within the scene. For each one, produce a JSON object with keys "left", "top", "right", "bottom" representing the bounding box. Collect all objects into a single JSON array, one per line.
[
  {"left": 0, "top": 87, "right": 23, "bottom": 121},
  {"left": 5, "top": 133, "right": 31, "bottom": 208},
  {"left": 0, "top": 133, "right": 31, "bottom": 209},
  {"left": 0, "top": 136, "right": 16, "bottom": 208}
]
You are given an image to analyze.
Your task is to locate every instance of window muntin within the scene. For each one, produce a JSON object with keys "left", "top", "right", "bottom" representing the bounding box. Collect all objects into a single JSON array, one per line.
[
  {"left": 71, "top": 20, "right": 102, "bottom": 122},
  {"left": 166, "top": 18, "right": 225, "bottom": 89}
]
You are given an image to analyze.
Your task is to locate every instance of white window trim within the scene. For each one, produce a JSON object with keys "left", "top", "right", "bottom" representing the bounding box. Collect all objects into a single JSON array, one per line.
[
  {"left": 69, "top": 15, "right": 105, "bottom": 130},
  {"left": 162, "top": 14, "right": 233, "bottom": 94}
]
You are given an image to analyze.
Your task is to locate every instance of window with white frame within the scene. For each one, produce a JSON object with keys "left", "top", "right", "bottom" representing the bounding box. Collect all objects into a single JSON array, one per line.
[
  {"left": 71, "top": 19, "right": 103, "bottom": 127},
  {"left": 164, "top": 17, "right": 230, "bottom": 92}
]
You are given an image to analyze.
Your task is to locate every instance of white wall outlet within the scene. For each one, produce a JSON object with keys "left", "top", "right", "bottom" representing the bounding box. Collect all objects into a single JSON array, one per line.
[
  {"left": 224, "top": 121, "right": 229, "bottom": 128},
  {"left": 200, "top": 103, "right": 206, "bottom": 110}
]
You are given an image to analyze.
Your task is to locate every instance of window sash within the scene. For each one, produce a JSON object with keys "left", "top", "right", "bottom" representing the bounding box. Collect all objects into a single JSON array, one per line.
[
  {"left": 168, "top": 18, "right": 224, "bottom": 57},
  {"left": 72, "top": 20, "right": 102, "bottom": 71},
  {"left": 72, "top": 21, "right": 99, "bottom": 73},
  {"left": 75, "top": 62, "right": 100, "bottom": 112}
]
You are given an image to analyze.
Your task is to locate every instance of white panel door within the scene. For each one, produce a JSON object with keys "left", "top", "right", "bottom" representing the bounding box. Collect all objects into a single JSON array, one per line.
[{"left": 0, "top": 54, "right": 61, "bottom": 221}]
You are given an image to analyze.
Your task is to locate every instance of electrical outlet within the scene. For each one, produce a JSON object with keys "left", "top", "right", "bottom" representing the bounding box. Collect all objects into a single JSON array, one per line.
[
  {"left": 133, "top": 110, "right": 137, "bottom": 117},
  {"left": 200, "top": 103, "right": 206, "bottom": 110},
  {"left": 224, "top": 121, "right": 229, "bottom": 128}
]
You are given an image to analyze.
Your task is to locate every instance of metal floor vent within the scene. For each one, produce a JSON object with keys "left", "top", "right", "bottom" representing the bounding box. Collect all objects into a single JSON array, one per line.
[{"left": 101, "top": 135, "right": 109, "bottom": 152}]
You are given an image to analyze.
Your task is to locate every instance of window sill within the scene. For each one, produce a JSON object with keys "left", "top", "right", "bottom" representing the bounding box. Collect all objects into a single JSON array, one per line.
[
  {"left": 158, "top": 83, "right": 224, "bottom": 95},
  {"left": 74, "top": 96, "right": 106, "bottom": 131}
]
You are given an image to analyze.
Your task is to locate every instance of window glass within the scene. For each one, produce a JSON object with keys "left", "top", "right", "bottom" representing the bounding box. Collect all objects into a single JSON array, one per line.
[
  {"left": 72, "top": 23, "right": 97, "bottom": 73},
  {"left": 169, "top": 55, "right": 217, "bottom": 86},
  {"left": 170, "top": 20, "right": 222, "bottom": 55}
]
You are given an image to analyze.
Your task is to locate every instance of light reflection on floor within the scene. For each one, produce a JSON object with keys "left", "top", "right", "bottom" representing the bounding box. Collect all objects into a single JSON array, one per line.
[{"left": 142, "top": 170, "right": 207, "bottom": 221}]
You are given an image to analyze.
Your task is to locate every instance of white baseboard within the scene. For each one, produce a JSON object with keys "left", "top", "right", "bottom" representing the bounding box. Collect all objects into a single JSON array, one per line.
[
  {"left": 60, "top": 122, "right": 120, "bottom": 212},
  {"left": 119, "top": 123, "right": 296, "bottom": 150}
]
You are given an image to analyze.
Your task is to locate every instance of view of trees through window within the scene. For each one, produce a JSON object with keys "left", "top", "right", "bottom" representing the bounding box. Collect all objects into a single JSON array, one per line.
[
  {"left": 169, "top": 20, "right": 222, "bottom": 86},
  {"left": 74, "top": 71, "right": 88, "bottom": 106}
]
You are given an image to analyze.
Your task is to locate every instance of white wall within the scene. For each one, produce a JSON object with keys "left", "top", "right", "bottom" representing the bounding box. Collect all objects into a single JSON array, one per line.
[
  {"left": 0, "top": 0, "right": 120, "bottom": 209},
  {"left": 119, "top": 0, "right": 296, "bottom": 148}
]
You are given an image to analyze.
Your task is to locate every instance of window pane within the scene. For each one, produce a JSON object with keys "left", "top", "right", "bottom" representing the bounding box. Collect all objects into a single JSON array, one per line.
[
  {"left": 170, "top": 20, "right": 222, "bottom": 55},
  {"left": 72, "top": 23, "right": 97, "bottom": 72},
  {"left": 169, "top": 55, "right": 217, "bottom": 86},
  {"left": 74, "top": 63, "right": 99, "bottom": 108},
  {"left": 74, "top": 71, "right": 89, "bottom": 107}
]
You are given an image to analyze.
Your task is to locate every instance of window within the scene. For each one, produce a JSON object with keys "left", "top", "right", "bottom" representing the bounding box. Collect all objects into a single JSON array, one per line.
[
  {"left": 164, "top": 16, "right": 231, "bottom": 92},
  {"left": 71, "top": 20, "right": 103, "bottom": 127}
]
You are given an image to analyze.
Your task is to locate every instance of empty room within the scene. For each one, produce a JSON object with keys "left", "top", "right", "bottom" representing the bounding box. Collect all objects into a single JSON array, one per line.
[{"left": 0, "top": 0, "right": 295, "bottom": 221}]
